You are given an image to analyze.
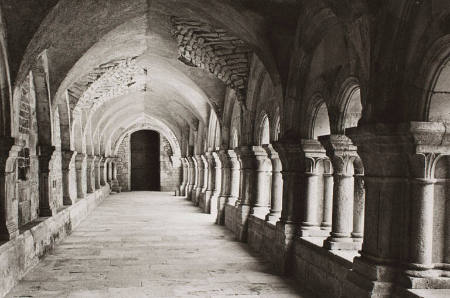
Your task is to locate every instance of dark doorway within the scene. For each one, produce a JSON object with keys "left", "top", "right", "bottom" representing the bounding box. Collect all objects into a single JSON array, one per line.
[{"left": 130, "top": 130, "right": 160, "bottom": 191}]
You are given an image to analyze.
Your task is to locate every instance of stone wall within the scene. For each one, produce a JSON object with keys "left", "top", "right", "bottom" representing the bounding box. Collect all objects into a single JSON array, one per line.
[
  {"left": 116, "top": 133, "right": 181, "bottom": 192},
  {"left": 0, "top": 185, "right": 111, "bottom": 298}
]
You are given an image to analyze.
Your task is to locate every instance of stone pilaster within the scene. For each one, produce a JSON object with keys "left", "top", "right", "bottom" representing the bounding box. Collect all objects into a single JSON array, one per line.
[
  {"left": 86, "top": 155, "right": 96, "bottom": 193},
  {"left": 38, "top": 145, "right": 56, "bottom": 216},
  {"left": 62, "top": 150, "right": 77, "bottom": 205},
  {"left": 210, "top": 151, "right": 222, "bottom": 217},
  {"left": 0, "top": 137, "right": 20, "bottom": 240},
  {"left": 99, "top": 156, "right": 107, "bottom": 186},
  {"left": 272, "top": 142, "right": 304, "bottom": 274},
  {"left": 179, "top": 157, "right": 188, "bottom": 196},
  {"left": 204, "top": 151, "right": 215, "bottom": 213},
  {"left": 263, "top": 144, "right": 282, "bottom": 222},
  {"left": 186, "top": 156, "right": 196, "bottom": 201},
  {"left": 252, "top": 146, "right": 272, "bottom": 219},
  {"left": 94, "top": 155, "right": 102, "bottom": 190},
  {"left": 227, "top": 150, "right": 240, "bottom": 206},
  {"left": 320, "top": 135, "right": 360, "bottom": 250},
  {"left": 75, "top": 153, "right": 87, "bottom": 199},
  {"left": 217, "top": 150, "right": 231, "bottom": 225},
  {"left": 199, "top": 154, "right": 208, "bottom": 205},
  {"left": 193, "top": 155, "right": 204, "bottom": 205}
]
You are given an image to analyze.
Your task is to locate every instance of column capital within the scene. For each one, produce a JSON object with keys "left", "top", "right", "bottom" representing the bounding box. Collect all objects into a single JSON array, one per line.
[
  {"left": 319, "top": 134, "right": 358, "bottom": 175},
  {"left": 62, "top": 150, "right": 76, "bottom": 171}
]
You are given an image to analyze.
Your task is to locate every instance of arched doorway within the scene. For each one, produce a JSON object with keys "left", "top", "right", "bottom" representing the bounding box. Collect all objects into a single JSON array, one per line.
[{"left": 130, "top": 130, "right": 160, "bottom": 191}]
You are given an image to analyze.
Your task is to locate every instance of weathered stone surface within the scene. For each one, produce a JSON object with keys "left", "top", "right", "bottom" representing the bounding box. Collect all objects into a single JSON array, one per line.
[
  {"left": 6, "top": 192, "right": 312, "bottom": 298},
  {"left": 0, "top": 185, "right": 110, "bottom": 298}
]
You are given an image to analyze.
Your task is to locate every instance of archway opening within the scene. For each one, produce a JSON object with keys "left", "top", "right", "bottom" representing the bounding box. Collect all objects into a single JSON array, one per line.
[
  {"left": 313, "top": 102, "right": 330, "bottom": 139},
  {"left": 130, "top": 130, "right": 160, "bottom": 191}
]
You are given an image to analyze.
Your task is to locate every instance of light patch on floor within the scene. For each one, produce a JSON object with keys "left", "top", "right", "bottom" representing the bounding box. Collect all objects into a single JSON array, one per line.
[{"left": 6, "top": 192, "right": 313, "bottom": 298}]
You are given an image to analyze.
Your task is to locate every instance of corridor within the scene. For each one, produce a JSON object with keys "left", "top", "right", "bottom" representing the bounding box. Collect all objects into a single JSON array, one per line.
[{"left": 6, "top": 192, "right": 311, "bottom": 298}]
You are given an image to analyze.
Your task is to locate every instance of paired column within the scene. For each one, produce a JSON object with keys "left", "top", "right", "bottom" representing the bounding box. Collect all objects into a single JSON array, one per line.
[
  {"left": 320, "top": 135, "right": 360, "bottom": 250},
  {"left": 62, "top": 150, "right": 77, "bottom": 205},
  {"left": 204, "top": 151, "right": 215, "bottom": 213},
  {"left": 345, "top": 122, "right": 447, "bottom": 296},
  {"left": 0, "top": 137, "right": 20, "bottom": 240},
  {"left": 321, "top": 159, "right": 333, "bottom": 230},
  {"left": 38, "top": 145, "right": 56, "bottom": 216},
  {"left": 263, "top": 145, "right": 282, "bottom": 222}
]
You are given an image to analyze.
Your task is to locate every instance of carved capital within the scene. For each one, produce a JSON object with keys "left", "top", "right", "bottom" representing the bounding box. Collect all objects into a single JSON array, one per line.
[
  {"left": 62, "top": 150, "right": 76, "bottom": 171},
  {"left": 408, "top": 152, "right": 442, "bottom": 180}
]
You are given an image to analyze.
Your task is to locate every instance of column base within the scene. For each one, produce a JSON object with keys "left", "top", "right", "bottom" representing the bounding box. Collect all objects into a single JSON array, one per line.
[
  {"left": 111, "top": 180, "right": 121, "bottom": 193},
  {"left": 194, "top": 188, "right": 202, "bottom": 206},
  {"left": 251, "top": 206, "right": 270, "bottom": 219},
  {"left": 324, "top": 236, "right": 362, "bottom": 250},
  {"left": 265, "top": 211, "right": 281, "bottom": 223},
  {"left": 227, "top": 196, "right": 238, "bottom": 206},
  {"left": 344, "top": 256, "right": 399, "bottom": 297},
  {"left": 236, "top": 204, "right": 251, "bottom": 242},
  {"left": 187, "top": 185, "right": 195, "bottom": 201},
  {"left": 299, "top": 225, "right": 330, "bottom": 237}
]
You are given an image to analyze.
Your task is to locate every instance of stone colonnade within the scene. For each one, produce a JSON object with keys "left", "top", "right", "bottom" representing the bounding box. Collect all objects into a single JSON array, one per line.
[{"left": 177, "top": 141, "right": 365, "bottom": 250}]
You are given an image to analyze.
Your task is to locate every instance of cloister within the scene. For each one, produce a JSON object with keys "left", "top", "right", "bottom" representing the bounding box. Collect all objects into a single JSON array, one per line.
[{"left": 0, "top": 1, "right": 449, "bottom": 297}]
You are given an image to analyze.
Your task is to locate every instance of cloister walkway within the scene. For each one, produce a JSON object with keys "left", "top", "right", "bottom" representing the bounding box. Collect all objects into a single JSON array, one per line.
[{"left": 7, "top": 192, "right": 313, "bottom": 298}]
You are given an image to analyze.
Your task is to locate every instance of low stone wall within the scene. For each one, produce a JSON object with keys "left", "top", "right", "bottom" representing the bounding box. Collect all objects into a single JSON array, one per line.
[
  {"left": 247, "top": 215, "right": 277, "bottom": 263},
  {"left": 0, "top": 185, "right": 111, "bottom": 298},
  {"left": 294, "top": 238, "right": 354, "bottom": 298},
  {"left": 224, "top": 203, "right": 238, "bottom": 235}
]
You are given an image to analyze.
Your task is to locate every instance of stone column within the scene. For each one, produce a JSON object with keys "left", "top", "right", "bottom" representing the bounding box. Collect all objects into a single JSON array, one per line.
[
  {"left": 321, "top": 160, "right": 333, "bottom": 230},
  {"left": 100, "top": 157, "right": 107, "bottom": 186},
  {"left": 194, "top": 155, "right": 205, "bottom": 206},
  {"left": 227, "top": 150, "right": 240, "bottom": 206},
  {"left": 217, "top": 150, "right": 231, "bottom": 225},
  {"left": 110, "top": 158, "right": 121, "bottom": 192},
  {"left": 320, "top": 135, "right": 359, "bottom": 250},
  {"left": 234, "top": 146, "right": 257, "bottom": 241},
  {"left": 0, "top": 137, "right": 20, "bottom": 240},
  {"left": 107, "top": 159, "right": 112, "bottom": 183},
  {"left": 94, "top": 156, "right": 102, "bottom": 190},
  {"left": 263, "top": 144, "right": 282, "bottom": 222},
  {"left": 191, "top": 155, "right": 200, "bottom": 204},
  {"left": 199, "top": 154, "right": 208, "bottom": 207},
  {"left": 204, "top": 151, "right": 215, "bottom": 213},
  {"left": 75, "top": 153, "right": 87, "bottom": 199},
  {"left": 272, "top": 142, "right": 304, "bottom": 273},
  {"left": 62, "top": 150, "right": 77, "bottom": 205},
  {"left": 179, "top": 157, "right": 188, "bottom": 196},
  {"left": 38, "top": 145, "right": 56, "bottom": 216},
  {"left": 86, "top": 155, "right": 95, "bottom": 193},
  {"left": 407, "top": 153, "right": 438, "bottom": 273},
  {"left": 298, "top": 139, "right": 329, "bottom": 237},
  {"left": 186, "top": 156, "right": 196, "bottom": 201},
  {"left": 252, "top": 146, "right": 272, "bottom": 218},
  {"left": 352, "top": 172, "right": 365, "bottom": 241},
  {"left": 345, "top": 122, "right": 447, "bottom": 296},
  {"left": 210, "top": 151, "right": 222, "bottom": 218}
]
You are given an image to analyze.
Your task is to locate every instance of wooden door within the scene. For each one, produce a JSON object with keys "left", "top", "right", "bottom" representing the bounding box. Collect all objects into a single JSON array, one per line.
[{"left": 130, "top": 130, "right": 160, "bottom": 190}]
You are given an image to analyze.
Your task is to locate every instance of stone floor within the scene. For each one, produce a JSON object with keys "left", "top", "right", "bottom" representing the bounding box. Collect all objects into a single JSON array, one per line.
[{"left": 7, "top": 192, "right": 313, "bottom": 298}]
